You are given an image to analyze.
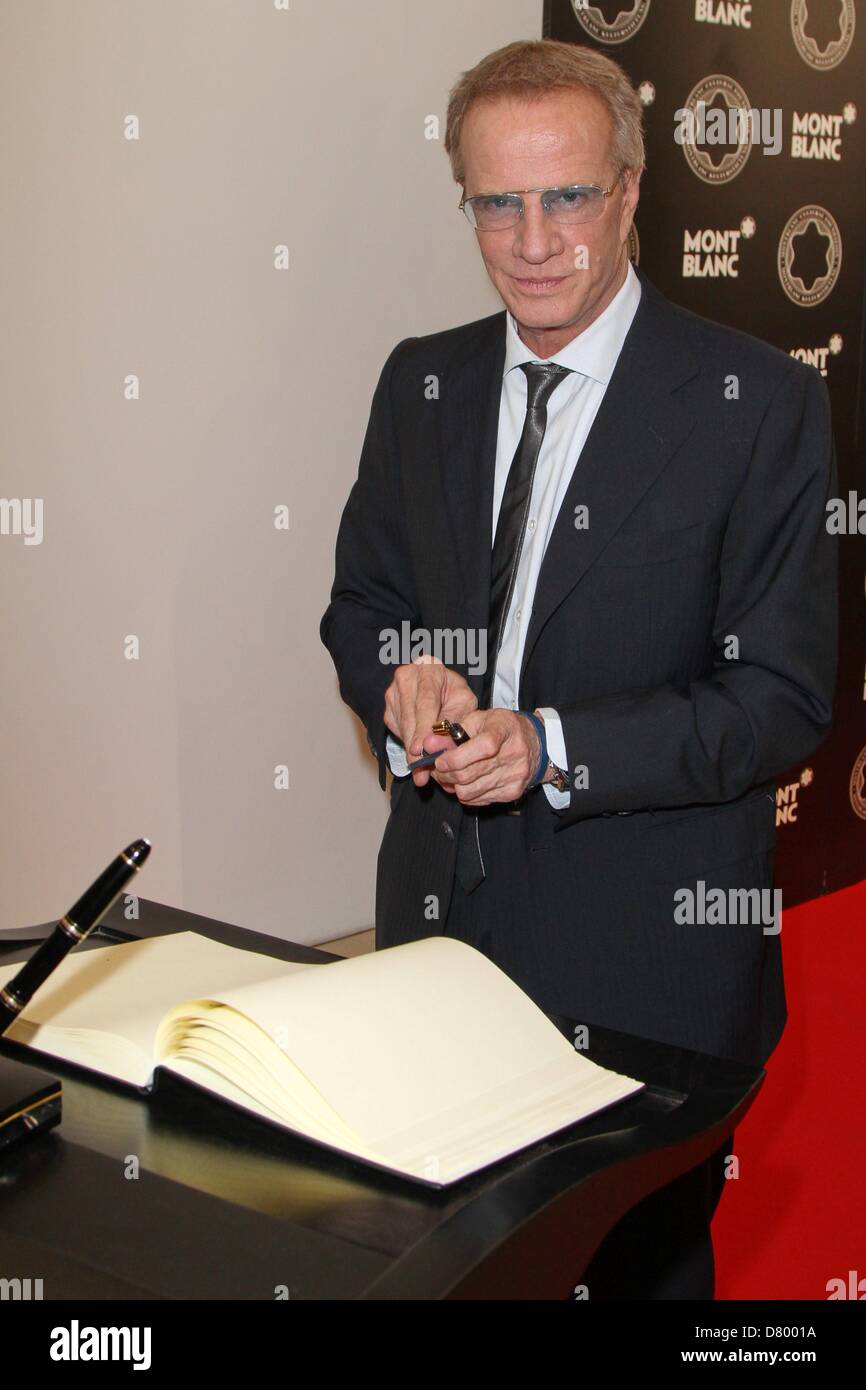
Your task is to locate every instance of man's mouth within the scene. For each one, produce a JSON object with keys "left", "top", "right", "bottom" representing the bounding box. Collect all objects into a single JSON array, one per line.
[{"left": 512, "top": 276, "right": 568, "bottom": 293}]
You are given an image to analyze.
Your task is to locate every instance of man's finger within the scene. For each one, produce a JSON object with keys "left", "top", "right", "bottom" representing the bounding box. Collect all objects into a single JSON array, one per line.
[
  {"left": 409, "top": 665, "right": 447, "bottom": 756},
  {"left": 434, "top": 729, "right": 501, "bottom": 776}
]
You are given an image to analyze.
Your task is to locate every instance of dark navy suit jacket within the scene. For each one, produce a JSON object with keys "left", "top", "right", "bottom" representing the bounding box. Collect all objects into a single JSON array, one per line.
[{"left": 321, "top": 265, "right": 837, "bottom": 1066}]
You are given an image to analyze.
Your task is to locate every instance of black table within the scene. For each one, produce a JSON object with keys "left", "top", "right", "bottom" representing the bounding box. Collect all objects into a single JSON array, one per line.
[{"left": 0, "top": 898, "right": 763, "bottom": 1300}]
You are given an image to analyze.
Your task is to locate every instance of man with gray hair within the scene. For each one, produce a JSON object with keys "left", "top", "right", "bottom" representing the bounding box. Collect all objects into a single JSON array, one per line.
[{"left": 321, "top": 39, "right": 836, "bottom": 1299}]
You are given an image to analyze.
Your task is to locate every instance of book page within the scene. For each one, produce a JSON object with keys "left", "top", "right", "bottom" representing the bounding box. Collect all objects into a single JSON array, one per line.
[
  {"left": 201, "top": 936, "right": 642, "bottom": 1178},
  {"left": 0, "top": 931, "right": 642, "bottom": 1184},
  {"left": 0, "top": 932, "right": 312, "bottom": 1087}
]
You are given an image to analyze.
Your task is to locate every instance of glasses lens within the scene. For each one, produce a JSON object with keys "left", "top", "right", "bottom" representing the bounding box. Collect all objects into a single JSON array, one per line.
[
  {"left": 541, "top": 186, "right": 605, "bottom": 224},
  {"left": 465, "top": 193, "right": 523, "bottom": 229}
]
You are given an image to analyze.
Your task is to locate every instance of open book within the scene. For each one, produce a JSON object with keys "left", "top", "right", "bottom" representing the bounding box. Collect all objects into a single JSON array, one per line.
[{"left": 0, "top": 931, "right": 643, "bottom": 1186}]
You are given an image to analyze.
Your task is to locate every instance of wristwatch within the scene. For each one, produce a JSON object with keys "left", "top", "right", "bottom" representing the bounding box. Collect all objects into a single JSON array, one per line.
[
  {"left": 526, "top": 709, "right": 570, "bottom": 794},
  {"left": 545, "top": 761, "right": 570, "bottom": 794}
]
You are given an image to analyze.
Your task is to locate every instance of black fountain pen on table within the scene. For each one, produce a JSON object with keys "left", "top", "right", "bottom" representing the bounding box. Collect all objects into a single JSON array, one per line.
[{"left": 0, "top": 838, "right": 151, "bottom": 1153}]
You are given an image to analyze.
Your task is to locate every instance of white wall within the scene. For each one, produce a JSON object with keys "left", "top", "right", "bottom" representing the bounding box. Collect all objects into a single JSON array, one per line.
[{"left": 0, "top": 0, "right": 541, "bottom": 943}]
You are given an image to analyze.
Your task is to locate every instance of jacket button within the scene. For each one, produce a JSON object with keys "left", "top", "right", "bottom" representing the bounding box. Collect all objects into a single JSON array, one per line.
[{"left": 442, "top": 821, "right": 454, "bottom": 840}]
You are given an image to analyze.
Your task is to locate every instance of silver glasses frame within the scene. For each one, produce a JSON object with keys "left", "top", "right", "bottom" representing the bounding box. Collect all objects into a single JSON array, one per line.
[{"left": 459, "top": 171, "right": 625, "bottom": 229}]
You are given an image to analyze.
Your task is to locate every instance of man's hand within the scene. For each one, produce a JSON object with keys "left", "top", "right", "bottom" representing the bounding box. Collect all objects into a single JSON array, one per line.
[
  {"left": 384, "top": 655, "right": 478, "bottom": 787},
  {"left": 430, "top": 709, "right": 543, "bottom": 805}
]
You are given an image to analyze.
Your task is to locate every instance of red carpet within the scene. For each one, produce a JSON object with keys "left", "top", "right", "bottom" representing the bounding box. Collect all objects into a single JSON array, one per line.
[{"left": 713, "top": 879, "right": 866, "bottom": 1300}]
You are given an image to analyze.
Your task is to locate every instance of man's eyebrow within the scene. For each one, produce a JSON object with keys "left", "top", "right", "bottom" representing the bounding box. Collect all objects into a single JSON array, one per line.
[{"left": 468, "top": 177, "right": 603, "bottom": 194}]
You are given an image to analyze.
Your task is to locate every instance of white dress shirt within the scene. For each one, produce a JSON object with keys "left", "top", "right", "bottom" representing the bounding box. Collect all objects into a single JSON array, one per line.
[{"left": 386, "top": 260, "right": 642, "bottom": 807}]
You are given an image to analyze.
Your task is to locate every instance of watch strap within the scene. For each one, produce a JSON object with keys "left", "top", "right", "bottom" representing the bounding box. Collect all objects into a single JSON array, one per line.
[
  {"left": 518, "top": 711, "right": 548, "bottom": 788},
  {"left": 527, "top": 708, "right": 570, "bottom": 793}
]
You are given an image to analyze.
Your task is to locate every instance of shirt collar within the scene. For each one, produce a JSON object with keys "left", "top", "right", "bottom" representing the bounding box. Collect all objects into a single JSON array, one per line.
[{"left": 504, "top": 259, "right": 641, "bottom": 386}]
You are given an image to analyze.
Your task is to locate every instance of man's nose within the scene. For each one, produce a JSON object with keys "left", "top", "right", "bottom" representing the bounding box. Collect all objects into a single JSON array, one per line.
[{"left": 512, "top": 194, "right": 564, "bottom": 261}]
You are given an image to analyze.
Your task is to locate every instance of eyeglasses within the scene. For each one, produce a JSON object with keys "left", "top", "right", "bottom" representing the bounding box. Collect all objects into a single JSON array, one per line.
[{"left": 459, "top": 175, "right": 623, "bottom": 231}]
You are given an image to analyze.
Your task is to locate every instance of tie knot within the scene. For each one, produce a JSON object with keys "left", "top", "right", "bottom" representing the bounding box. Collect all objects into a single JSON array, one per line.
[{"left": 520, "top": 361, "right": 571, "bottom": 411}]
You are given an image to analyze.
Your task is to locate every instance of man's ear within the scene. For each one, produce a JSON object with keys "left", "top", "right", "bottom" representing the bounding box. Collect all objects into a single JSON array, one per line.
[
  {"left": 622, "top": 165, "right": 643, "bottom": 202},
  {"left": 619, "top": 166, "right": 642, "bottom": 233}
]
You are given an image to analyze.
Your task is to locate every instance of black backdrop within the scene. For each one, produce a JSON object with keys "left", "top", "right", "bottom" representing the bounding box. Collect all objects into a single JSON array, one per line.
[{"left": 544, "top": 0, "right": 865, "bottom": 905}]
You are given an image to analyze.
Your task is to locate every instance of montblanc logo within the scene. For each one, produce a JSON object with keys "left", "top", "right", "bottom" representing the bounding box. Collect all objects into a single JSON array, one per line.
[
  {"left": 676, "top": 75, "right": 771, "bottom": 183},
  {"left": 776, "top": 768, "right": 813, "bottom": 827},
  {"left": 683, "top": 216, "right": 755, "bottom": 278},
  {"left": 849, "top": 746, "right": 866, "bottom": 821},
  {"left": 777, "top": 206, "right": 842, "bottom": 306},
  {"left": 791, "top": 0, "right": 856, "bottom": 71},
  {"left": 571, "top": 0, "right": 651, "bottom": 44},
  {"left": 791, "top": 105, "right": 857, "bottom": 160},
  {"left": 789, "top": 335, "right": 843, "bottom": 378},
  {"left": 694, "top": 0, "right": 752, "bottom": 26}
]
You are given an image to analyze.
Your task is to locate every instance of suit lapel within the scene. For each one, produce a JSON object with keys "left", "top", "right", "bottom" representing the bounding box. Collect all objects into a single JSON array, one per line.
[
  {"left": 438, "top": 318, "right": 505, "bottom": 696},
  {"left": 520, "top": 270, "right": 701, "bottom": 693},
  {"left": 437, "top": 268, "right": 701, "bottom": 703}
]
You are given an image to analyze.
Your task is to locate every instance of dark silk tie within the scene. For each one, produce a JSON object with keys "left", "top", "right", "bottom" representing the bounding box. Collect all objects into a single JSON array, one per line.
[
  {"left": 455, "top": 360, "right": 571, "bottom": 895},
  {"left": 480, "top": 361, "right": 572, "bottom": 710}
]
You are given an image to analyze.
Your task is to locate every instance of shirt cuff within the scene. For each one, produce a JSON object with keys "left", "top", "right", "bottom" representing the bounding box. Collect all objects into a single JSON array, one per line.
[
  {"left": 386, "top": 732, "right": 411, "bottom": 778},
  {"left": 535, "top": 706, "right": 569, "bottom": 810}
]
